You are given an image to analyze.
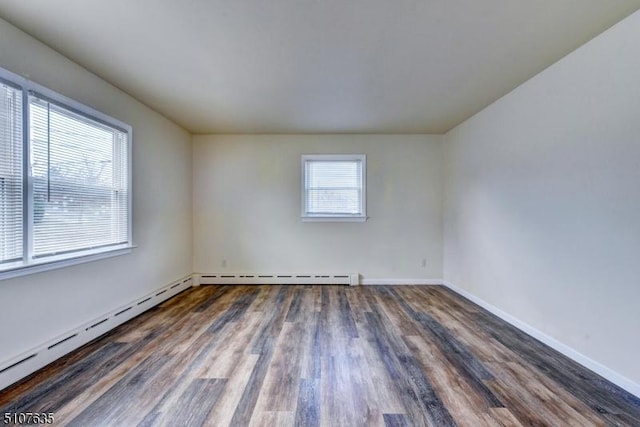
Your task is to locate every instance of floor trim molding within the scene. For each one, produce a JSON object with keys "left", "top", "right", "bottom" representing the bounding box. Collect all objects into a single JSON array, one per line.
[
  {"left": 361, "top": 278, "right": 444, "bottom": 285},
  {"left": 360, "top": 279, "right": 444, "bottom": 286},
  {"left": 443, "top": 280, "right": 640, "bottom": 398}
]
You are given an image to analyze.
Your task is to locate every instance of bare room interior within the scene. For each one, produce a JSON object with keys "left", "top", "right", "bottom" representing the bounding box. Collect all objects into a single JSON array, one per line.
[{"left": 0, "top": 1, "right": 639, "bottom": 426}]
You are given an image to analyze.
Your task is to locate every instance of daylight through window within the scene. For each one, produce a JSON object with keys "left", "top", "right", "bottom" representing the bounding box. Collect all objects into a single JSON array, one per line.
[
  {"left": 302, "top": 154, "right": 366, "bottom": 221},
  {"left": 0, "top": 68, "right": 132, "bottom": 277}
]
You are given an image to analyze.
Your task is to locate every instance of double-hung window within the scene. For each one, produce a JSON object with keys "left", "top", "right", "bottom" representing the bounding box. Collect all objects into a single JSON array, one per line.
[
  {"left": 0, "top": 67, "right": 132, "bottom": 279},
  {"left": 301, "top": 154, "right": 366, "bottom": 222}
]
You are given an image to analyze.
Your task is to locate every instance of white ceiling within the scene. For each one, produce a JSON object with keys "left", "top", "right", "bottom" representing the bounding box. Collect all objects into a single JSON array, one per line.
[{"left": 0, "top": 0, "right": 638, "bottom": 134}]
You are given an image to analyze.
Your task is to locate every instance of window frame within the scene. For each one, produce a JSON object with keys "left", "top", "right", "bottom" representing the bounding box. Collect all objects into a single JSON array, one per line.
[
  {"left": 301, "top": 154, "right": 367, "bottom": 222},
  {"left": 0, "top": 66, "right": 133, "bottom": 281}
]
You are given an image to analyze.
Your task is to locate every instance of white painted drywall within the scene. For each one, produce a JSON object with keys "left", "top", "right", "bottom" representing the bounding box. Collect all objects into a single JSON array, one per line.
[
  {"left": 443, "top": 11, "right": 640, "bottom": 383},
  {"left": 193, "top": 134, "right": 443, "bottom": 280},
  {"left": 0, "top": 18, "right": 193, "bottom": 364}
]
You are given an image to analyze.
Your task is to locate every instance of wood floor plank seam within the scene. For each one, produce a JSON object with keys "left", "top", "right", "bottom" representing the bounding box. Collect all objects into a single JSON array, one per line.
[{"left": 364, "top": 306, "right": 457, "bottom": 426}]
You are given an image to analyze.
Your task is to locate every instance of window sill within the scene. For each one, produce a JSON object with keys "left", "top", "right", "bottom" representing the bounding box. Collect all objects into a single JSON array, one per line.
[
  {"left": 0, "top": 245, "right": 135, "bottom": 281},
  {"left": 301, "top": 216, "right": 368, "bottom": 223}
]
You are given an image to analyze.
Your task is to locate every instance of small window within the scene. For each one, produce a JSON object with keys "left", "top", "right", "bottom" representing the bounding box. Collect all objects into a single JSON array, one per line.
[{"left": 301, "top": 154, "right": 366, "bottom": 222}]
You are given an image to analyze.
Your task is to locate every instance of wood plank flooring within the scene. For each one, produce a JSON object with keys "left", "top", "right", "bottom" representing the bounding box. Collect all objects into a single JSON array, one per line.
[{"left": 1, "top": 285, "right": 639, "bottom": 426}]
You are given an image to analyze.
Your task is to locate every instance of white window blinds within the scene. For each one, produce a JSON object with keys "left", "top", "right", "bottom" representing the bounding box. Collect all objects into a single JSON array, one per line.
[
  {"left": 302, "top": 155, "right": 366, "bottom": 220},
  {"left": 0, "top": 81, "right": 23, "bottom": 265},
  {"left": 29, "top": 94, "right": 129, "bottom": 258},
  {"left": 0, "top": 66, "right": 132, "bottom": 278}
]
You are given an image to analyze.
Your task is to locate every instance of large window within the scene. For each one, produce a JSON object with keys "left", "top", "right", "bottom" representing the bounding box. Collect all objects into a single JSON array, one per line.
[
  {"left": 0, "top": 67, "right": 132, "bottom": 278},
  {"left": 301, "top": 154, "right": 366, "bottom": 221}
]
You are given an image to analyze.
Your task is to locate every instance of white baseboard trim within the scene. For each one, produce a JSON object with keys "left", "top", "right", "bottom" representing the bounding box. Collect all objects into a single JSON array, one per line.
[
  {"left": 361, "top": 278, "right": 444, "bottom": 285},
  {"left": 0, "top": 274, "right": 195, "bottom": 392},
  {"left": 443, "top": 280, "right": 640, "bottom": 398}
]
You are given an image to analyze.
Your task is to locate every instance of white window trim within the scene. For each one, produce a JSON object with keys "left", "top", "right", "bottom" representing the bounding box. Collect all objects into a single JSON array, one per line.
[
  {"left": 301, "top": 154, "right": 367, "bottom": 222},
  {"left": 0, "top": 246, "right": 135, "bottom": 281},
  {"left": 0, "top": 66, "right": 134, "bottom": 279}
]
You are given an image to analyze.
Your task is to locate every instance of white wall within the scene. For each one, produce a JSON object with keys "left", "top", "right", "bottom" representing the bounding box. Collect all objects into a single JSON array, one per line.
[
  {"left": 443, "top": 11, "right": 640, "bottom": 384},
  {"left": 0, "top": 18, "right": 193, "bottom": 363},
  {"left": 193, "top": 134, "right": 443, "bottom": 280}
]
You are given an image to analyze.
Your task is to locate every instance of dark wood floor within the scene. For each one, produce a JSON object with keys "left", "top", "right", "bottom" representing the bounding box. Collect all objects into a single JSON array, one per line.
[{"left": 1, "top": 285, "right": 639, "bottom": 426}]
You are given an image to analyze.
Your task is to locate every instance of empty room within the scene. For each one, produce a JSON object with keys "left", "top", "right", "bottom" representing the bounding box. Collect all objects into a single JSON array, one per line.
[{"left": 0, "top": 1, "right": 639, "bottom": 426}]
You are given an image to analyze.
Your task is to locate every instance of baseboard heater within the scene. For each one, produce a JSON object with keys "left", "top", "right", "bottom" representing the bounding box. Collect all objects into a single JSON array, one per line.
[
  {"left": 0, "top": 275, "right": 194, "bottom": 393},
  {"left": 198, "top": 272, "right": 359, "bottom": 286}
]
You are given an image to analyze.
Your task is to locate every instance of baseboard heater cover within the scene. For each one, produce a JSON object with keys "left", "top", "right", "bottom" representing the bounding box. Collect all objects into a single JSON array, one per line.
[
  {"left": 0, "top": 275, "right": 194, "bottom": 392},
  {"left": 198, "top": 273, "right": 359, "bottom": 286}
]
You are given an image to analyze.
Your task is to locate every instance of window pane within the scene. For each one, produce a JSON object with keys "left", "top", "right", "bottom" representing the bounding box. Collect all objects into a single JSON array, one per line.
[
  {"left": 307, "top": 188, "right": 361, "bottom": 214},
  {"left": 29, "top": 96, "right": 129, "bottom": 258},
  {"left": 304, "top": 159, "right": 363, "bottom": 216},
  {"left": 0, "top": 81, "right": 23, "bottom": 265},
  {"left": 307, "top": 161, "right": 361, "bottom": 188}
]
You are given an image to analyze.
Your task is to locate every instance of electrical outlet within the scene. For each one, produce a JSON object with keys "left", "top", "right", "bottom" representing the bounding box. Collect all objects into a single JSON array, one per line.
[
  {"left": 421, "top": 258, "right": 427, "bottom": 268},
  {"left": 221, "top": 259, "right": 227, "bottom": 268}
]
